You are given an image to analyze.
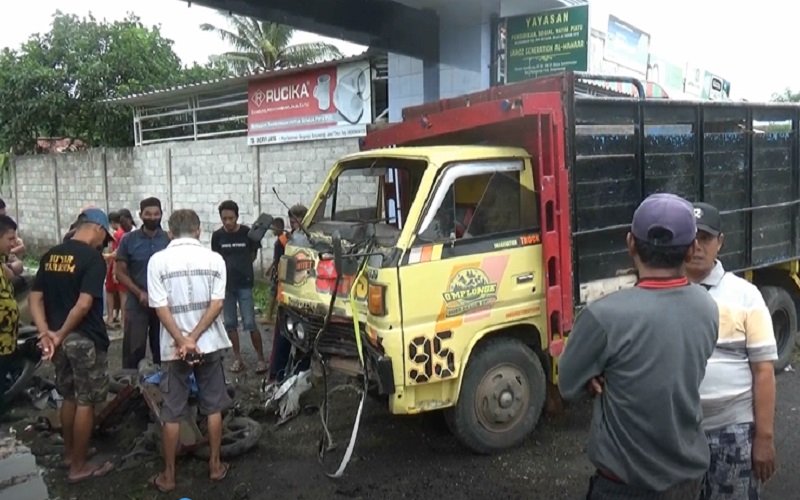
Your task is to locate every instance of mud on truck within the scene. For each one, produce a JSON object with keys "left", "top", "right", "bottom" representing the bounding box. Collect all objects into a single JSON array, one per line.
[{"left": 255, "top": 72, "right": 800, "bottom": 457}]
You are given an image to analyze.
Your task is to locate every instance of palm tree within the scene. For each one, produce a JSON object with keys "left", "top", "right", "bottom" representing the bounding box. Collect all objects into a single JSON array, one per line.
[{"left": 200, "top": 15, "right": 344, "bottom": 75}]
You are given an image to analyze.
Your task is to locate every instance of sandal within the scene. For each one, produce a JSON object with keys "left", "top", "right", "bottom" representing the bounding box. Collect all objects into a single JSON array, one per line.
[
  {"left": 255, "top": 361, "right": 268, "bottom": 374},
  {"left": 148, "top": 473, "right": 175, "bottom": 493},
  {"left": 230, "top": 360, "right": 245, "bottom": 373},
  {"left": 210, "top": 462, "right": 231, "bottom": 482},
  {"left": 67, "top": 460, "right": 114, "bottom": 484}
]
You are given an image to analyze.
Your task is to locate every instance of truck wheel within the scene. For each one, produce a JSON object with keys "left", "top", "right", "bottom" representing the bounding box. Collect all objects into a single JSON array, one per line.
[
  {"left": 445, "top": 337, "right": 545, "bottom": 454},
  {"left": 760, "top": 286, "right": 797, "bottom": 372}
]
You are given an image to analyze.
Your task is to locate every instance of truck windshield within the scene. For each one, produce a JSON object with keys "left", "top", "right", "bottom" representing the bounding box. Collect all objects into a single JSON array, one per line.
[{"left": 310, "top": 158, "right": 426, "bottom": 231}]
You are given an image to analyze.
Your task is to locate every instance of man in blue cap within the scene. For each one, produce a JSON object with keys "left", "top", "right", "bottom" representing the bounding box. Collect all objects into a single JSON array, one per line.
[
  {"left": 559, "top": 193, "right": 719, "bottom": 499},
  {"left": 29, "top": 207, "right": 115, "bottom": 484}
]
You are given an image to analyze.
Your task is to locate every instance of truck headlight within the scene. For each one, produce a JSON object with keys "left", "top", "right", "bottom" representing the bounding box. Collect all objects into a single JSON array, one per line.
[
  {"left": 296, "top": 323, "right": 305, "bottom": 340},
  {"left": 286, "top": 316, "right": 295, "bottom": 333}
]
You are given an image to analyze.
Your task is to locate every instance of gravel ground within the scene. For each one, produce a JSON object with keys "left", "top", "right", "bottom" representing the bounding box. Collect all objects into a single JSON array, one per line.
[{"left": 3, "top": 327, "right": 800, "bottom": 500}]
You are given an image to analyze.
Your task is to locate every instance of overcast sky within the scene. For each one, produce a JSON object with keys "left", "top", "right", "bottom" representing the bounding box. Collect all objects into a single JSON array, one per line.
[{"left": 0, "top": 0, "right": 796, "bottom": 101}]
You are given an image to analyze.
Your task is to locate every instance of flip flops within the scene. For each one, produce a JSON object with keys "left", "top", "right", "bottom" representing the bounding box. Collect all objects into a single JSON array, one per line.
[
  {"left": 210, "top": 462, "right": 231, "bottom": 482},
  {"left": 255, "top": 361, "right": 268, "bottom": 374},
  {"left": 230, "top": 360, "right": 245, "bottom": 373},
  {"left": 148, "top": 473, "right": 175, "bottom": 493},
  {"left": 66, "top": 460, "right": 114, "bottom": 484}
]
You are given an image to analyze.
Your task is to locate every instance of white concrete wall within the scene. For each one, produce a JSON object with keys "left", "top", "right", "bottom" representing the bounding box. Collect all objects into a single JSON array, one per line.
[{"left": 11, "top": 137, "right": 361, "bottom": 263}]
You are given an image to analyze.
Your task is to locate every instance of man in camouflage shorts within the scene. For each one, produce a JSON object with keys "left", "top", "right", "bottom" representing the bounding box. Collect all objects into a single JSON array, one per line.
[{"left": 30, "top": 208, "right": 115, "bottom": 484}]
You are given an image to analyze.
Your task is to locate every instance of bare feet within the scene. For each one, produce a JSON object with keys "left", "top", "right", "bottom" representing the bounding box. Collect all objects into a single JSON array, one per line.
[{"left": 67, "top": 460, "right": 113, "bottom": 484}]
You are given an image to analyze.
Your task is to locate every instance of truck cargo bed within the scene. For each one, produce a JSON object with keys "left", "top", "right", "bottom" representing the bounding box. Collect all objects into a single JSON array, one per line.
[{"left": 570, "top": 93, "right": 800, "bottom": 303}]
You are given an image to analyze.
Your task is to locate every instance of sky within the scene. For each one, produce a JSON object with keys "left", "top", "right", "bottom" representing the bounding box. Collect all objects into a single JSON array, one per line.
[{"left": 0, "top": 0, "right": 796, "bottom": 101}]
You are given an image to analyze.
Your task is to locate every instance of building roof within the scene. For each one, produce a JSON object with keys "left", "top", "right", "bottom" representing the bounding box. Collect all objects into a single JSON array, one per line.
[{"left": 105, "top": 50, "right": 382, "bottom": 106}]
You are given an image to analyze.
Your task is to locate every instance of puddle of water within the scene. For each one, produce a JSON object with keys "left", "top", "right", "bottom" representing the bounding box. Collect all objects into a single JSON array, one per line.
[{"left": 0, "top": 436, "right": 50, "bottom": 500}]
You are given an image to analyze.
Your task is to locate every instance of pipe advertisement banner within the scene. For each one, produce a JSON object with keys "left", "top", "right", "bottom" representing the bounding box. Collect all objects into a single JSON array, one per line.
[
  {"left": 247, "top": 61, "right": 372, "bottom": 146},
  {"left": 501, "top": 5, "right": 589, "bottom": 84}
]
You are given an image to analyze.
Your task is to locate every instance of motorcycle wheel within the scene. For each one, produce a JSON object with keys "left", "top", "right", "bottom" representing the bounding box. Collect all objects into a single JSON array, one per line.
[{"left": 2, "top": 357, "right": 39, "bottom": 406}]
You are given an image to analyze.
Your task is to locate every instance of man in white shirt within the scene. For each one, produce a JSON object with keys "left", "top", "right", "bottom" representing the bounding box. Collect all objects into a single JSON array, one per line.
[
  {"left": 146, "top": 209, "right": 233, "bottom": 493},
  {"left": 686, "top": 202, "right": 777, "bottom": 499}
]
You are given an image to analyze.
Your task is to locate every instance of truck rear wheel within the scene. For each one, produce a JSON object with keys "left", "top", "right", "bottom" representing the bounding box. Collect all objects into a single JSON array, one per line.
[
  {"left": 760, "top": 286, "right": 797, "bottom": 372},
  {"left": 445, "top": 337, "right": 545, "bottom": 454}
]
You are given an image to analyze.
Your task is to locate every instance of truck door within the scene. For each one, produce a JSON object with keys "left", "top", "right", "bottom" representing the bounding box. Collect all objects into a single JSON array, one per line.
[{"left": 398, "top": 158, "right": 544, "bottom": 388}]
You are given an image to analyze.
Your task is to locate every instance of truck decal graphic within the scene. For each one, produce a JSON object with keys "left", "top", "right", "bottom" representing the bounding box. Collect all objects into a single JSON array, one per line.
[{"left": 442, "top": 268, "right": 498, "bottom": 317}]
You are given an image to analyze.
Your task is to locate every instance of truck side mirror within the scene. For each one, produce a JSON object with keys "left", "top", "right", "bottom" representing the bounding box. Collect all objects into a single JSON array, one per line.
[
  {"left": 332, "top": 231, "right": 344, "bottom": 276},
  {"left": 248, "top": 213, "right": 274, "bottom": 242}
]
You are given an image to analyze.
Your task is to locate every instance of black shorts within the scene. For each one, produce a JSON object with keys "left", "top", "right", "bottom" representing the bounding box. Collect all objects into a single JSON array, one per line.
[{"left": 159, "top": 351, "right": 231, "bottom": 422}]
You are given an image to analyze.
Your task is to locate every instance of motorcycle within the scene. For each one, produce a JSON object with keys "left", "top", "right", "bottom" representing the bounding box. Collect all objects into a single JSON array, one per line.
[{"left": 1, "top": 274, "right": 43, "bottom": 410}]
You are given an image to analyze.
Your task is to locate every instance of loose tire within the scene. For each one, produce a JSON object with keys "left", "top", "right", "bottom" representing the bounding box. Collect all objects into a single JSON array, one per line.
[
  {"left": 760, "top": 286, "right": 797, "bottom": 372},
  {"left": 193, "top": 417, "right": 262, "bottom": 459},
  {"left": 445, "top": 337, "right": 546, "bottom": 454}
]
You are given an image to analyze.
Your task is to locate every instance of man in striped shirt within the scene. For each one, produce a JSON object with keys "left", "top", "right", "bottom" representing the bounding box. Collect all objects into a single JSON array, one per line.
[
  {"left": 146, "top": 209, "right": 233, "bottom": 493},
  {"left": 687, "top": 202, "right": 777, "bottom": 499}
]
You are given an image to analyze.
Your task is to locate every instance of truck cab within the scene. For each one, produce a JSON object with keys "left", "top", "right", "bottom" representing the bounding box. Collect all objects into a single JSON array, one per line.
[{"left": 269, "top": 72, "right": 800, "bottom": 455}]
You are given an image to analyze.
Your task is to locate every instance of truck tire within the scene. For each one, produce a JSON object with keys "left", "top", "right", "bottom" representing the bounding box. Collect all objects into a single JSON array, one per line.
[
  {"left": 760, "top": 286, "right": 797, "bottom": 372},
  {"left": 444, "top": 337, "right": 545, "bottom": 454}
]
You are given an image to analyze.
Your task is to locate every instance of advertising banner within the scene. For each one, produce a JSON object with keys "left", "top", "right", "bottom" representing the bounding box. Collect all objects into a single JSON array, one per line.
[
  {"left": 502, "top": 5, "right": 589, "bottom": 84},
  {"left": 605, "top": 15, "right": 650, "bottom": 75},
  {"left": 648, "top": 54, "right": 685, "bottom": 96},
  {"left": 247, "top": 61, "right": 372, "bottom": 146}
]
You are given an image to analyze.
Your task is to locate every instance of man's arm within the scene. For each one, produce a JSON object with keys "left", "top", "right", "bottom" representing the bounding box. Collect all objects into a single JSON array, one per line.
[
  {"left": 5, "top": 254, "right": 23, "bottom": 276},
  {"left": 188, "top": 299, "right": 224, "bottom": 342},
  {"left": 745, "top": 294, "right": 778, "bottom": 482},
  {"left": 190, "top": 254, "right": 227, "bottom": 342},
  {"left": 147, "top": 257, "right": 194, "bottom": 356},
  {"left": 751, "top": 361, "right": 776, "bottom": 480},
  {"left": 115, "top": 236, "right": 145, "bottom": 302},
  {"left": 557, "top": 308, "right": 609, "bottom": 400}
]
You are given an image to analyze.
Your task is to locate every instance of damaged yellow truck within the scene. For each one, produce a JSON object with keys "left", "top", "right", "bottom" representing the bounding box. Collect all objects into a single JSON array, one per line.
[{"left": 266, "top": 73, "right": 800, "bottom": 454}]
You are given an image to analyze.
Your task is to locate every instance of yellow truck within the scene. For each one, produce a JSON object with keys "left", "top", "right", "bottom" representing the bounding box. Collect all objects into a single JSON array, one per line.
[{"left": 262, "top": 72, "right": 800, "bottom": 455}]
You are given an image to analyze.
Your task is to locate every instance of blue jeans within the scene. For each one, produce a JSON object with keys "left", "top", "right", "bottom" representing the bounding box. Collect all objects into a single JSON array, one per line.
[{"left": 223, "top": 288, "right": 257, "bottom": 332}]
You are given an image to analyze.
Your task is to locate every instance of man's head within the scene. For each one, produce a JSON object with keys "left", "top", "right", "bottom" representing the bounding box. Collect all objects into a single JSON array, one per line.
[
  {"left": 686, "top": 202, "right": 724, "bottom": 279},
  {"left": 218, "top": 200, "right": 239, "bottom": 232},
  {"left": 0, "top": 198, "right": 6, "bottom": 216},
  {"left": 168, "top": 209, "right": 201, "bottom": 240},
  {"left": 627, "top": 193, "right": 697, "bottom": 271},
  {"left": 139, "top": 197, "right": 163, "bottom": 232},
  {"left": 271, "top": 217, "right": 285, "bottom": 236},
  {"left": 118, "top": 208, "right": 135, "bottom": 231},
  {"left": 109, "top": 211, "right": 121, "bottom": 231},
  {"left": 73, "top": 208, "right": 115, "bottom": 249},
  {"left": 288, "top": 204, "right": 307, "bottom": 232},
  {"left": 0, "top": 215, "right": 17, "bottom": 256}
]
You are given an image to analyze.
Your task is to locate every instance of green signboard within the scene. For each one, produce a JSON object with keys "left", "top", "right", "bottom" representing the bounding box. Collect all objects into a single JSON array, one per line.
[{"left": 504, "top": 5, "right": 589, "bottom": 83}]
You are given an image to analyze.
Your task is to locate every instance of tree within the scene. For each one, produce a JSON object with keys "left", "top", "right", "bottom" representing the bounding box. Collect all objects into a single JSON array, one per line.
[
  {"left": 773, "top": 89, "right": 800, "bottom": 102},
  {"left": 200, "top": 15, "right": 343, "bottom": 75},
  {"left": 0, "top": 11, "right": 231, "bottom": 154}
]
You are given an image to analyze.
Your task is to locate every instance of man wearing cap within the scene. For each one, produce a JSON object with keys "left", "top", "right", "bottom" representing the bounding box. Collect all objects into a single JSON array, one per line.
[
  {"left": 686, "top": 202, "right": 777, "bottom": 499},
  {"left": 29, "top": 208, "right": 115, "bottom": 483},
  {"left": 115, "top": 197, "right": 170, "bottom": 368},
  {"left": 559, "top": 193, "right": 719, "bottom": 499}
]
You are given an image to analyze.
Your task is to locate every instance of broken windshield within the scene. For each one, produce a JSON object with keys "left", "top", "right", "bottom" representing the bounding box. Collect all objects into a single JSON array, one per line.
[{"left": 308, "top": 158, "right": 426, "bottom": 244}]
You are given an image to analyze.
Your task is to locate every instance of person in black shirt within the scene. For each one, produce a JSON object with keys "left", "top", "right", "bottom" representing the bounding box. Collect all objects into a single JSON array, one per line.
[
  {"left": 30, "top": 208, "right": 115, "bottom": 483},
  {"left": 211, "top": 200, "right": 266, "bottom": 373}
]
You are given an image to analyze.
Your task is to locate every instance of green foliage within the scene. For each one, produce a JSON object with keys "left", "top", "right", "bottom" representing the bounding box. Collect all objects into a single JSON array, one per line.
[
  {"left": 0, "top": 11, "right": 232, "bottom": 153},
  {"left": 201, "top": 15, "right": 343, "bottom": 75},
  {"left": 253, "top": 280, "right": 273, "bottom": 314},
  {"left": 772, "top": 88, "right": 800, "bottom": 103}
]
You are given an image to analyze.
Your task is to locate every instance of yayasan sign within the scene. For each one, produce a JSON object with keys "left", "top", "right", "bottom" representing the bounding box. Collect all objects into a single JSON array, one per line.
[
  {"left": 247, "top": 61, "right": 372, "bottom": 146},
  {"left": 503, "top": 5, "right": 589, "bottom": 83}
]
